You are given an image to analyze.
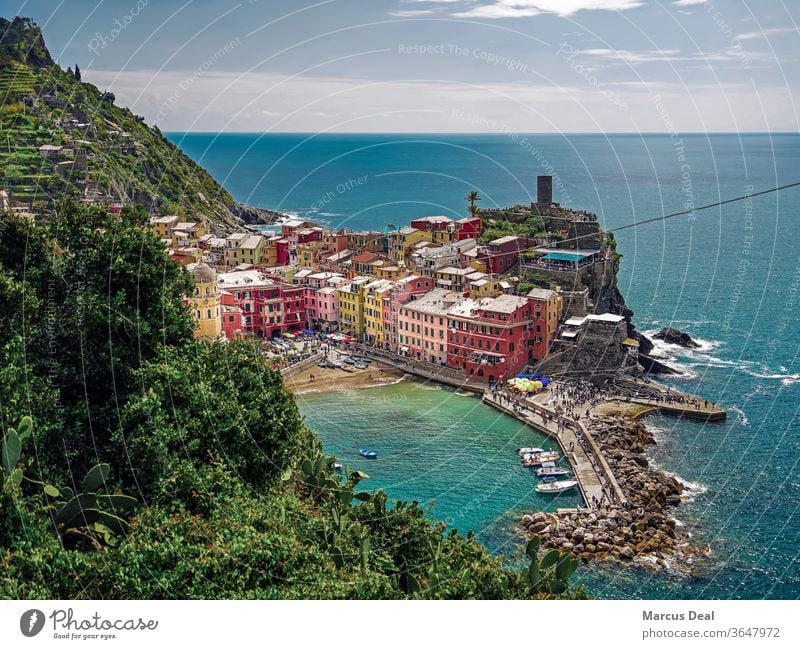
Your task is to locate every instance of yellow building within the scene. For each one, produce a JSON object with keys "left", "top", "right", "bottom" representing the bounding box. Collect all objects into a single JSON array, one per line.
[
  {"left": 149, "top": 215, "right": 178, "bottom": 239},
  {"left": 390, "top": 227, "right": 432, "bottom": 264},
  {"left": 337, "top": 276, "right": 370, "bottom": 336},
  {"left": 373, "top": 263, "right": 407, "bottom": 281},
  {"left": 469, "top": 277, "right": 503, "bottom": 298},
  {"left": 237, "top": 234, "right": 265, "bottom": 267},
  {"left": 363, "top": 279, "right": 394, "bottom": 346},
  {"left": 297, "top": 240, "right": 325, "bottom": 267},
  {"left": 190, "top": 263, "right": 222, "bottom": 341}
]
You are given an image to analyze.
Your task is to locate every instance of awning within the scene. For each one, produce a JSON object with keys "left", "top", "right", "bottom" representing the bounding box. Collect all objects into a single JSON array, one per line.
[
  {"left": 400, "top": 345, "right": 409, "bottom": 352},
  {"left": 282, "top": 332, "right": 295, "bottom": 338}
]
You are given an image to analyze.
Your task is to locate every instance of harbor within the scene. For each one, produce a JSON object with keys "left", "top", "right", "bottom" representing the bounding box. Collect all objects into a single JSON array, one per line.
[{"left": 288, "top": 342, "right": 726, "bottom": 570}]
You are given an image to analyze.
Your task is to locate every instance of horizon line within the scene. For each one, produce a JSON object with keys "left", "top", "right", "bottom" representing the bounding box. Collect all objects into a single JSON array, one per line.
[{"left": 163, "top": 130, "right": 799, "bottom": 136}]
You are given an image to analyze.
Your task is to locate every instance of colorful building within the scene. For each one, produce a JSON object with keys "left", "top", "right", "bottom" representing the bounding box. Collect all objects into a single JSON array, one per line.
[
  {"left": 446, "top": 294, "right": 536, "bottom": 383},
  {"left": 477, "top": 235, "right": 535, "bottom": 275},
  {"left": 527, "top": 288, "right": 562, "bottom": 361},
  {"left": 188, "top": 263, "right": 222, "bottom": 341},
  {"left": 388, "top": 227, "right": 432, "bottom": 263},
  {"left": 383, "top": 275, "right": 437, "bottom": 352},
  {"left": 337, "top": 276, "right": 370, "bottom": 336},
  {"left": 149, "top": 215, "right": 179, "bottom": 239},
  {"left": 363, "top": 279, "right": 394, "bottom": 346},
  {"left": 217, "top": 269, "right": 306, "bottom": 338},
  {"left": 397, "top": 288, "right": 457, "bottom": 364}
]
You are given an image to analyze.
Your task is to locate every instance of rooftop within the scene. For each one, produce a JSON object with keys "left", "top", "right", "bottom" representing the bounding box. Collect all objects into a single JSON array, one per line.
[
  {"left": 218, "top": 270, "right": 278, "bottom": 289},
  {"left": 489, "top": 235, "right": 522, "bottom": 245},
  {"left": 239, "top": 235, "right": 265, "bottom": 249},
  {"left": 528, "top": 288, "right": 557, "bottom": 300},
  {"left": 477, "top": 293, "right": 529, "bottom": 314},
  {"left": 403, "top": 288, "right": 460, "bottom": 316}
]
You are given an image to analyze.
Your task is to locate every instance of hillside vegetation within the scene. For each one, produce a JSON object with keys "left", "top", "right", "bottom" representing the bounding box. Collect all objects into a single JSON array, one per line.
[{"left": 0, "top": 16, "right": 251, "bottom": 230}]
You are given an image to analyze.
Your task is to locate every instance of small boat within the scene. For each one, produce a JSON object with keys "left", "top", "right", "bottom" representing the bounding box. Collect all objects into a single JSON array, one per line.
[
  {"left": 518, "top": 447, "right": 545, "bottom": 456},
  {"left": 316, "top": 360, "right": 328, "bottom": 368},
  {"left": 536, "top": 480, "right": 578, "bottom": 494},
  {"left": 334, "top": 463, "right": 343, "bottom": 472},
  {"left": 354, "top": 361, "right": 368, "bottom": 370},
  {"left": 343, "top": 356, "right": 356, "bottom": 364},
  {"left": 536, "top": 466, "right": 571, "bottom": 477},
  {"left": 359, "top": 448, "right": 377, "bottom": 459},
  {"left": 521, "top": 451, "right": 560, "bottom": 465},
  {"left": 329, "top": 359, "right": 343, "bottom": 368},
  {"left": 340, "top": 364, "right": 354, "bottom": 373}
]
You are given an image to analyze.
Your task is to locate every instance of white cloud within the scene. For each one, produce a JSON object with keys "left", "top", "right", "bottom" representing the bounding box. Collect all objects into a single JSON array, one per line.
[
  {"left": 389, "top": 9, "right": 437, "bottom": 16},
  {"left": 454, "top": 0, "right": 641, "bottom": 19},
  {"left": 736, "top": 27, "right": 799, "bottom": 41},
  {"left": 671, "top": 0, "right": 705, "bottom": 6},
  {"left": 578, "top": 46, "right": 767, "bottom": 65}
]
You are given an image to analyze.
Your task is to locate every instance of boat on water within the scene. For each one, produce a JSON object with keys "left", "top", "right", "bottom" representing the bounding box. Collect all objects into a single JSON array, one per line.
[
  {"left": 536, "top": 466, "right": 571, "bottom": 477},
  {"left": 334, "top": 463, "right": 343, "bottom": 472},
  {"left": 536, "top": 480, "right": 578, "bottom": 494},
  {"left": 359, "top": 448, "right": 377, "bottom": 459},
  {"left": 521, "top": 451, "right": 560, "bottom": 466},
  {"left": 536, "top": 461, "right": 571, "bottom": 477},
  {"left": 518, "top": 447, "right": 545, "bottom": 456}
]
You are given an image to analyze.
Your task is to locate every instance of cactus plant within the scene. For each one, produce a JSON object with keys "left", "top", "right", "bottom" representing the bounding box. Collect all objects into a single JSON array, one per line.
[
  {"left": 1, "top": 416, "right": 30, "bottom": 495},
  {"left": 43, "top": 463, "right": 137, "bottom": 550},
  {"left": 525, "top": 535, "right": 581, "bottom": 596}
]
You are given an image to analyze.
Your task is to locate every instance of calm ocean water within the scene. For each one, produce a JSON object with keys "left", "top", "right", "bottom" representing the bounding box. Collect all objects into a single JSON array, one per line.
[{"left": 168, "top": 132, "right": 800, "bottom": 599}]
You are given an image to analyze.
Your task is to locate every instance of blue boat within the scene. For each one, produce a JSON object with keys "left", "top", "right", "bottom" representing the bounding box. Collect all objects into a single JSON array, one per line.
[{"left": 359, "top": 448, "right": 377, "bottom": 459}]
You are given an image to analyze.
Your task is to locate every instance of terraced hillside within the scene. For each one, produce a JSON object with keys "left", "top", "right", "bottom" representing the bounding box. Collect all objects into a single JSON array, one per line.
[{"left": 0, "top": 16, "right": 268, "bottom": 230}]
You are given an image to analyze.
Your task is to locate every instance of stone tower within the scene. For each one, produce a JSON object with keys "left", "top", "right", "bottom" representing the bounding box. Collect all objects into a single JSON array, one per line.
[{"left": 537, "top": 175, "right": 552, "bottom": 206}]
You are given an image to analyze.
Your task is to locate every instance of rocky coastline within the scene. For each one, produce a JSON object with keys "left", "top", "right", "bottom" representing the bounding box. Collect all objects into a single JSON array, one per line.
[
  {"left": 231, "top": 202, "right": 286, "bottom": 226},
  {"left": 521, "top": 413, "right": 707, "bottom": 573}
]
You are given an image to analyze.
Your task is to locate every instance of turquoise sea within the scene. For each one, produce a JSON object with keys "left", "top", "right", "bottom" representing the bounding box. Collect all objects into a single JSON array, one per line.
[{"left": 168, "top": 132, "right": 800, "bottom": 599}]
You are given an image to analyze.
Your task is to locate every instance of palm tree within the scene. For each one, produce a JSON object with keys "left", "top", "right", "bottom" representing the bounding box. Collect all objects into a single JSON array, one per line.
[{"left": 465, "top": 190, "right": 481, "bottom": 216}]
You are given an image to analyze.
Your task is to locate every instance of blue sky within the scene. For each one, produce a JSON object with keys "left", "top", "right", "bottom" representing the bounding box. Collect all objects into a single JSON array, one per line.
[{"left": 3, "top": 0, "right": 798, "bottom": 131}]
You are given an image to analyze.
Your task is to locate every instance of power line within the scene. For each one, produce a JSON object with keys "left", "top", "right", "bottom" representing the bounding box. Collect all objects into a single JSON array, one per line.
[{"left": 559, "top": 180, "right": 800, "bottom": 247}]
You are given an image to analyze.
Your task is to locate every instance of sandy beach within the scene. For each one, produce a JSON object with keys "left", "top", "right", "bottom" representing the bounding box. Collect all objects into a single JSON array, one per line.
[{"left": 284, "top": 360, "right": 407, "bottom": 396}]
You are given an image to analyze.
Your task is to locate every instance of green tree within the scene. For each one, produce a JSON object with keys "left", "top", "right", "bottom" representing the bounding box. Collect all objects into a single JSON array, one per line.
[{"left": 466, "top": 190, "right": 481, "bottom": 217}]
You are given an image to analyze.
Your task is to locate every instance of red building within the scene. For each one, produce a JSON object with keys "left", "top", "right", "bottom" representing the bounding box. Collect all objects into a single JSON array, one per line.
[
  {"left": 296, "top": 227, "right": 323, "bottom": 244},
  {"left": 477, "top": 235, "right": 535, "bottom": 275},
  {"left": 455, "top": 216, "right": 482, "bottom": 240},
  {"left": 217, "top": 270, "right": 306, "bottom": 338},
  {"left": 526, "top": 288, "right": 562, "bottom": 362},
  {"left": 274, "top": 238, "right": 291, "bottom": 266},
  {"left": 220, "top": 292, "right": 244, "bottom": 339},
  {"left": 446, "top": 294, "right": 536, "bottom": 383}
]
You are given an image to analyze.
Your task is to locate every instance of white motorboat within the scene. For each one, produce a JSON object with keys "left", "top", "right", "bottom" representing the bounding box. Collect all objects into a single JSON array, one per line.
[
  {"left": 535, "top": 480, "right": 578, "bottom": 494},
  {"left": 521, "top": 451, "right": 560, "bottom": 466},
  {"left": 536, "top": 465, "right": 571, "bottom": 477},
  {"left": 517, "top": 447, "right": 545, "bottom": 456}
]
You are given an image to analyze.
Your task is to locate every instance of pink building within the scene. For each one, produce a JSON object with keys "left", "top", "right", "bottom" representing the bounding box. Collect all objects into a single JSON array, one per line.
[
  {"left": 384, "top": 275, "right": 436, "bottom": 351},
  {"left": 294, "top": 271, "right": 345, "bottom": 332},
  {"left": 396, "top": 288, "right": 459, "bottom": 364}
]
